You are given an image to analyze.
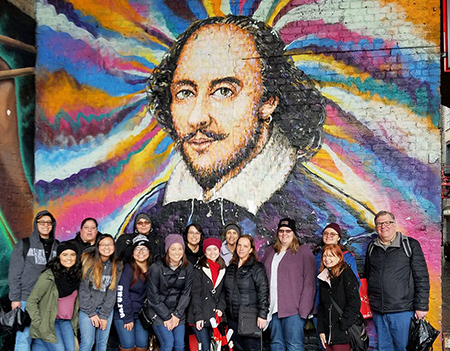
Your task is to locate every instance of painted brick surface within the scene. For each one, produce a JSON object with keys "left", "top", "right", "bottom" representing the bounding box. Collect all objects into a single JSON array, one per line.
[{"left": 0, "top": 0, "right": 442, "bottom": 349}]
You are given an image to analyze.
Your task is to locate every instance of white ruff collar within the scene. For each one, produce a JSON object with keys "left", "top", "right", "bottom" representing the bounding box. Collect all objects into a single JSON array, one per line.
[{"left": 163, "top": 129, "right": 297, "bottom": 215}]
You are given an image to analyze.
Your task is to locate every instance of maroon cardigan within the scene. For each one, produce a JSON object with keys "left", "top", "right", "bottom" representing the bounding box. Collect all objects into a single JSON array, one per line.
[{"left": 262, "top": 244, "right": 316, "bottom": 319}]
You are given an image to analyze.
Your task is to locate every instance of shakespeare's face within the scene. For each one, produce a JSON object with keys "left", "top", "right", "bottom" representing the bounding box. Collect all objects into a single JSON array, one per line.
[{"left": 170, "top": 24, "right": 277, "bottom": 188}]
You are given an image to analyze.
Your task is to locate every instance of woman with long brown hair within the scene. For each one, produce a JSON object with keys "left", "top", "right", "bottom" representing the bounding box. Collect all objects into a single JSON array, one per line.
[
  {"left": 223, "top": 235, "right": 269, "bottom": 351},
  {"left": 146, "top": 234, "right": 194, "bottom": 351},
  {"left": 114, "top": 235, "right": 153, "bottom": 351},
  {"left": 317, "top": 244, "right": 361, "bottom": 351},
  {"left": 261, "top": 218, "right": 316, "bottom": 351},
  {"left": 79, "top": 234, "right": 122, "bottom": 351}
]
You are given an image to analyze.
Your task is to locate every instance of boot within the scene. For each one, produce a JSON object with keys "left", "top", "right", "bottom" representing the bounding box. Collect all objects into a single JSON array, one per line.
[{"left": 119, "top": 347, "right": 135, "bottom": 351}]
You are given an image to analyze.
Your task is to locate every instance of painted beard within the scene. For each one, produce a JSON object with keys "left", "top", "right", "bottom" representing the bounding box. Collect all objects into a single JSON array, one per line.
[{"left": 177, "top": 121, "right": 265, "bottom": 191}]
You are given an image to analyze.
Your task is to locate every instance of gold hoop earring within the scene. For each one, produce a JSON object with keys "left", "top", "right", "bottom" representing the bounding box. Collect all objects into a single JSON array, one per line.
[{"left": 263, "top": 115, "right": 272, "bottom": 125}]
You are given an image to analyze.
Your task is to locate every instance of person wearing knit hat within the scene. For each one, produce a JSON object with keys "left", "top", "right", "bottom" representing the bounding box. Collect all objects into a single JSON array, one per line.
[
  {"left": 187, "top": 236, "right": 226, "bottom": 351},
  {"left": 277, "top": 217, "right": 296, "bottom": 234},
  {"left": 202, "top": 237, "right": 222, "bottom": 253},
  {"left": 312, "top": 223, "right": 360, "bottom": 350},
  {"left": 164, "top": 234, "right": 185, "bottom": 252},
  {"left": 220, "top": 223, "right": 241, "bottom": 266},
  {"left": 57, "top": 240, "right": 80, "bottom": 257},
  {"left": 114, "top": 235, "right": 152, "bottom": 351},
  {"left": 26, "top": 240, "right": 82, "bottom": 351},
  {"left": 147, "top": 234, "right": 193, "bottom": 351},
  {"left": 116, "top": 212, "right": 164, "bottom": 263},
  {"left": 261, "top": 219, "right": 315, "bottom": 351}
]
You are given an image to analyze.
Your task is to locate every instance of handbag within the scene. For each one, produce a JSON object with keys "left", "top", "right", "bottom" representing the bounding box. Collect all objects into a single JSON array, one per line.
[
  {"left": 233, "top": 270, "right": 262, "bottom": 338},
  {"left": 0, "top": 307, "right": 31, "bottom": 332},
  {"left": 138, "top": 299, "right": 157, "bottom": 329},
  {"left": 359, "top": 278, "right": 372, "bottom": 319},
  {"left": 330, "top": 296, "right": 369, "bottom": 351}
]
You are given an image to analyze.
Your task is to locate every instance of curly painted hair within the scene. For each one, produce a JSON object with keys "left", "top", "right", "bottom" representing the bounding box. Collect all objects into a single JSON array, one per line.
[{"left": 147, "top": 15, "right": 326, "bottom": 160}]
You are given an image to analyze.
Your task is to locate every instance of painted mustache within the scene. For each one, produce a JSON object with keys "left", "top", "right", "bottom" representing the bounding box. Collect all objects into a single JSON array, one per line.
[{"left": 181, "top": 129, "right": 228, "bottom": 142}]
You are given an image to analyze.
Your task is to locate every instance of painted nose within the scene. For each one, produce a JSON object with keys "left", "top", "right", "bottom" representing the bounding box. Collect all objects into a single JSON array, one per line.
[{"left": 188, "top": 94, "right": 211, "bottom": 130}]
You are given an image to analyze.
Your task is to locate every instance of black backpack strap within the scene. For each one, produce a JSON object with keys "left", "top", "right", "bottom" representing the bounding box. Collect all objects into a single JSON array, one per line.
[
  {"left": 22, "top": 237, "right": 30, "bottom": 259},
  {"left": 367, "top": 240, "right": 375, "bottom": 258}
]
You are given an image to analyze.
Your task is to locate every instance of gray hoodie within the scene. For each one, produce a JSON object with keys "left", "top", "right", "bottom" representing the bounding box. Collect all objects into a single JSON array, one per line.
[
  {"left": 79, "top": 259, "right": 120, "bottom": 319},
  {"left": 8, "top": 210, "right": 58, "bottom": 302}
]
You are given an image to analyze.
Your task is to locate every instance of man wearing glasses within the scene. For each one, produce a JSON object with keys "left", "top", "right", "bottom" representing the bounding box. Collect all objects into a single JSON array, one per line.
[
  {"left": 8, "top": 210, "right": 59, "bottom": 350},
  {"left": 365, "top": 210, "right": 429, "bottom": 351}
]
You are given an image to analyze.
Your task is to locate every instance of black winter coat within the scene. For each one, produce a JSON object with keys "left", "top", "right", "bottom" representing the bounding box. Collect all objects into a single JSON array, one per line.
[
  {"left": 317, "top": 266, "right": 361, "bottom": 345},
  {"left": 146, "top": 259, "right": 194, "bottom": 326},
  {"left": 364, "top": 233, "right": 429, "bottom": 313},
  {"left": 187, "top": 265, "right": 227, "bottom": 327},
  {"left": 223, "top": 257, "right": 269, "bottom": 322}
]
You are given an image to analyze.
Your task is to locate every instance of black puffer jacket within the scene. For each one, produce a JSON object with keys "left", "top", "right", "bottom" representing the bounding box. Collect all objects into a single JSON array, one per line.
[
  {"left": 223, "top": 257, "right": 269, "bottom": 321},
  {"left": 364, "top": 234, "right": 429, "bottom": 313},
  {"left": 187, "top": 264, "right": 227, "bottom": 327},
  {"left": 317, "top": 267, "right": 361, "bottom": 345},
  {"left": 146, "top": 259, "right": 194, "bottom": 325}
]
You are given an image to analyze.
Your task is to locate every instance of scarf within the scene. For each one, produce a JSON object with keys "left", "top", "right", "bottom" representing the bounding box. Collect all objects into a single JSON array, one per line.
[
  {"left": 208, "top": 259, "right": 220, "bottom": 286},
  {"left": 53, "top": 269, "right": 80, "bottom": 298}
]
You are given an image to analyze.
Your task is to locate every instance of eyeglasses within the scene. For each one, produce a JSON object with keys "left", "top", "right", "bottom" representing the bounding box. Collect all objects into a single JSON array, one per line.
[
  {"left": 99, "top": 243, "right": 114, "bottom": 247},
  {"left": 37, "top": 221, "right": 53, "bottom": 226},
  {"left": 323, "top": 232, "right": 338, "bottom": 237},
  {"left": 188, "top": 231, "right": 201, "bottom": 236},
  {"left": 136, "top": 221, "right": 151, "bottom": 226},
  {"left": 375, "top": 221, "right": 395, "bottom": 228},
  {"left": 135, "top": 247, "right": 149, "bottom": 253}
]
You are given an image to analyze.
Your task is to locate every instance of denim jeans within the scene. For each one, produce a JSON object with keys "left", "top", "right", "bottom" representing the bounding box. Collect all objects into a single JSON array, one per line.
[
  {"left": 40, "top": 319, "right": 75, "bottom": 351},
  {"left": 372, "top": 310, "right": 414, "bottom": 351},
  {"left": 192, "top": 325, "right": 212, "bottom": 351},
  {"left": 79, "top": 310, "right": 113, "bottom": 351},
  {"left": 269, "top": 313, "right": 306, "bottom": 351},
  {"left": 114, "top": 318, "right": 149, "bottom": 348},
  {"left": 15, "top": 301, "right": 32, "bottom": 351},
  {"left": 152, "top": 324, "right": 185, "bottom": 351}
]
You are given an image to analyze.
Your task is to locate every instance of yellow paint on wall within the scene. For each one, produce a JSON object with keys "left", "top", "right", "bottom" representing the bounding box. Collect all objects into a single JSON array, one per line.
[
  {"left": 385, "top": 0, "right": 440, "bottom": 45},
  {"left": 37, "top": 70, "right": 139, "bottom": 119}
]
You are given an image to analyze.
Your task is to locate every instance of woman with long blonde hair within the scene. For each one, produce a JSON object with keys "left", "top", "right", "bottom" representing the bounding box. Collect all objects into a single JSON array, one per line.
[{"left": 79, "top": 234, "right": 122, "bottom": 351}]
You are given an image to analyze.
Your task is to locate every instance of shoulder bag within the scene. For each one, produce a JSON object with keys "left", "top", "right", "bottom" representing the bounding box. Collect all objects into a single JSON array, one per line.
[
  {"left": 330, "top": 296, "right": 369, "bottom": 351},
  {"left": 233, "top": 268, "right": 262, "bottom": 338}
]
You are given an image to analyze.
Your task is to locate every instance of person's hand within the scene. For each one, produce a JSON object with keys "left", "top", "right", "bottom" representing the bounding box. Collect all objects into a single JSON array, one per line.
[
  {"left": 89, "top": 315, "right": 101, "bottom": 328},
  {"left": 216, "top": 309, "right": 223, "bottom": 317},
  {"left": 99, "top": 318, "right": 108, "bottom": 330},
  {"left": 415, "top": 310, "right": 428, "bottom": 319},
  {"left": 163, "top": 319, "right": 172, "bottom": 330},
  {"left": 196, "top": 320, "right": 204, "bottom": 330},
  {"left": 11, "top": 301, "right": 21, "bottom": 310},
  {"left": 124, "top": 321, "right": 134, "bottom": 331},
  {"left": 171, "top": 314, "right": 180, "bottom": 328},
  {"left": 257, "top": 317, "right": 267, "bottom": 329},
  {"left": 319, "top": 333, "right": 327, "bottom": 349}
]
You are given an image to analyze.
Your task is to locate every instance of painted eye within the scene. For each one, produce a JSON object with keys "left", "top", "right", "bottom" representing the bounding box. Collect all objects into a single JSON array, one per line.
[
  {"left": 175, "top": 90, "right": 194, "bottom": 100},
  {"left": 212, "top": 87, "right": 233, "bottom": 98}
]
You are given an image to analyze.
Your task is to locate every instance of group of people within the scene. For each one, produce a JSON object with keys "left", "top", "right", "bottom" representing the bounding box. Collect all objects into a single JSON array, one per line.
[{"left": 8, "top": 209, "right": 429, "bottom": 351}]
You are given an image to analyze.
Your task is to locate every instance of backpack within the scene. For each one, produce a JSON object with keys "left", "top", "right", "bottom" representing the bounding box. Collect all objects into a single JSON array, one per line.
[
  {"left": 367, "top": 233, "right": 412, "bottom": 258},
  {"left": 22, "top": 237, "right": 30, "bottom": 259}
]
